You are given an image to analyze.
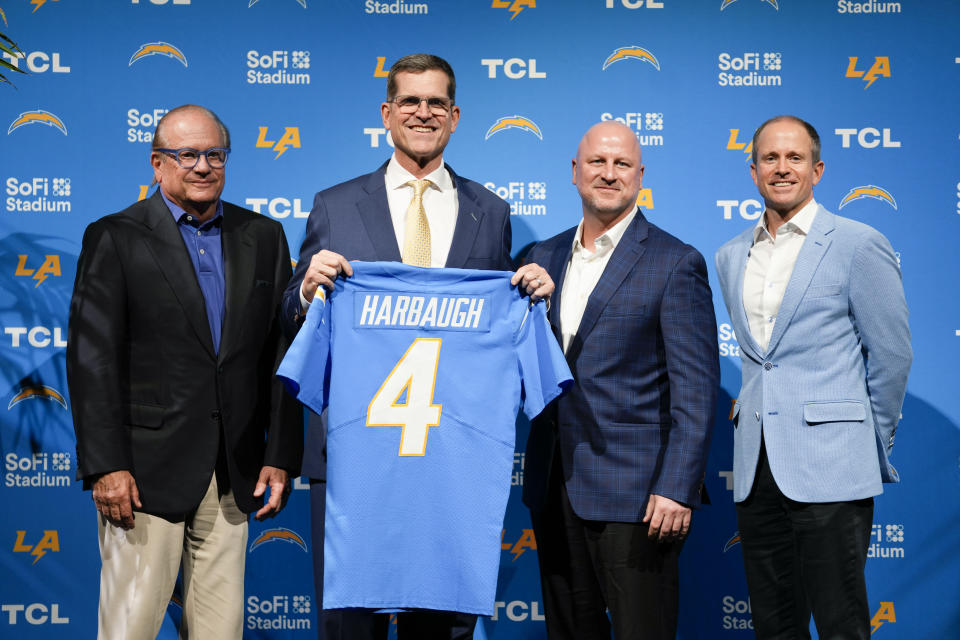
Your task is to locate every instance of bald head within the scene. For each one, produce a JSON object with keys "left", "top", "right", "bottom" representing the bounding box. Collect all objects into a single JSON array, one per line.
[
  {"left": 153, "top": 104, "right": 230, "bottom": 150},
  {"left": 573, "top": 121, "right": 645, "bottom": 224},
  {"left": 577, "top": 121, "right": 642, "bottom": 166}
]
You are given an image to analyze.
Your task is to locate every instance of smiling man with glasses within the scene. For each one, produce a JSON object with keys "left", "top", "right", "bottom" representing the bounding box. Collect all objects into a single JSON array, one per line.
[
  {"left": 281, "top": 54, "right": 555, "bottom": 640},
  {"left": 67, "top": 104, "right": 302, "bottom": 639},
  {"left": 153, "top": 146, "right": 231, "bottom": 170}
]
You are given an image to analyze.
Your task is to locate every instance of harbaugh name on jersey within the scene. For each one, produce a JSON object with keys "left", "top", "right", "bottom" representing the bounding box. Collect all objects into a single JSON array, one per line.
[{"left": 356, "top": 292, "right": 490, "bottom": 331}]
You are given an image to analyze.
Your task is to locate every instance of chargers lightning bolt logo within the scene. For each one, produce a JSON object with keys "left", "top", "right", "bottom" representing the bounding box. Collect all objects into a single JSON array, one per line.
[
  {"left": 249, "top": 0, "right": 308, "bottom": 6},
  {"left": 720, "top": 0, "right": 778, "bottom": 9},
  {"left": 602, "top": 46, "right": 661, "bottom": 71},
  {"left": 723, "top": 531, "right": 742, "bottom": 552},
  {"left": 8, "top": 110, "right": 68, "bottom": 135},
  {"left": 485, "top": 116, "right": 542, "bottom": 140},
  {"left": 838, "top": 185, "right": 898, "bottom": 211},
  {"left": 8, "top": 386, "right": 68, "bottom": 410},
  {"left": 249, "top": 527, "right": 309, "bottom": 552},
  {"left": 129, "top": 42, "right": 189, "bottom": 67}
]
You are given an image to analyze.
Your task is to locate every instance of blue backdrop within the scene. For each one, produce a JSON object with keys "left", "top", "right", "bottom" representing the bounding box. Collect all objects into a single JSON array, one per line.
[{"left": 1, "top": 1, "right": 958, "bottom": 638}]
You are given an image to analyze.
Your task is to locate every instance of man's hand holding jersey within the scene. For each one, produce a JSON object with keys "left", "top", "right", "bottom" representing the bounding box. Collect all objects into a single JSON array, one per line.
[{"left": 299, "top": 250, "right": 554, "bottom": 311}]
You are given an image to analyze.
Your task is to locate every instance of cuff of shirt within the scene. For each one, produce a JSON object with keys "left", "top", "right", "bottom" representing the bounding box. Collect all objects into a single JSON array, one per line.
[{"left": 299, "top": 283, "right": 311, "bottom": 314}]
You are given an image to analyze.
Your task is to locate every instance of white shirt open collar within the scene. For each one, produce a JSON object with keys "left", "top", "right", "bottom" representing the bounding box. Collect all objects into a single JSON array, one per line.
[
  {"left": 570, "top": 207, "right": 637, "bottom": 259},
  {"left": 752, "top": 198, "right": 818, "bottom": 244}
]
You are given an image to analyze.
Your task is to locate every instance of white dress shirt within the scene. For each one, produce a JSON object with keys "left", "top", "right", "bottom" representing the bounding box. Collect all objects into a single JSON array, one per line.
[
  {"left": 743, "top": 199, "right": 818, "bottom": 352},
  {"left": 559, "top": 208, "right": 637, "bottom": 353},
  {"left": 384, "top": 154, "right": 458, "bottom": 269},
  {"left": 300, "top": 154, "right": 459, "bottom": 309}
]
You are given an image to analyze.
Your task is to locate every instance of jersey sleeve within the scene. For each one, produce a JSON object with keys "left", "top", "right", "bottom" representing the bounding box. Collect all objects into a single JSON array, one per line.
[
  {"left": 515, "top": 300, "right": 572, "bottom": 419},
  {"left": 276, "top": 290, "right": 332, "bottom": 416}
]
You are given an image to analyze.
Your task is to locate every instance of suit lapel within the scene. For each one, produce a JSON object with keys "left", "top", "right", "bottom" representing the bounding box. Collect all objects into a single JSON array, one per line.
[
  {"left": 357, "top": 164, "right": 402, "bottom": 262},
  {"left": 730, "top": 234, "right": 763, "bottom": 359},
  {"left": 765, "top": 206, "right": 835, "bottom": 354},
  {"left": 139, "top": 190, "right": 216, "bottom": 358},
  {"left": 565, "top": 213, "right": 647, "bottom": 363},
  {"left": 546, "top": 228, "right": 577, "bottom": 341},
  {"left": 446, "top": 165, "right": 485, "bottom": 268},
  {"left": 220, "top": 204, "right": 254, "bottom": 361}
]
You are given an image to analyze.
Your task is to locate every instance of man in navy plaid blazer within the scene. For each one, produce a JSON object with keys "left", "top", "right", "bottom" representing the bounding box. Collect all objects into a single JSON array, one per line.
[{"left": 523, "top": 121, "right": 719, "bottom": 639}]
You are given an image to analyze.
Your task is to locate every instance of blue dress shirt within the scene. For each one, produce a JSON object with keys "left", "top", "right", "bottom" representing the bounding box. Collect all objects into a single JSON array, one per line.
[{"left": 160, "top": 189, "right": 225, "bottom": 354}]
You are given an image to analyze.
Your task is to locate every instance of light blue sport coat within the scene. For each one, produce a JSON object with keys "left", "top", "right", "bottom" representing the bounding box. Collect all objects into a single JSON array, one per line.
[{"left": 715, "top": 205, "right": 912, "bottom": 503}]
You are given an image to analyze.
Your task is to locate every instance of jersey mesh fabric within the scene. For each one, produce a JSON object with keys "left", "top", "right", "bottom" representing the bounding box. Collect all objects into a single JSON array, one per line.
[{"left": 278, "top": 261, "right": 571, "bottom": 615}]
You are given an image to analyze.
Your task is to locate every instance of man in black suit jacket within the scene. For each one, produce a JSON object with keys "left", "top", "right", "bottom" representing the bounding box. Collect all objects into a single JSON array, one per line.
[
  {"left": 67, "top": 105, "right": 302, "bottom": 639},
  {"left": 281, "top": 54, "right": 553, "bottom": 640}
]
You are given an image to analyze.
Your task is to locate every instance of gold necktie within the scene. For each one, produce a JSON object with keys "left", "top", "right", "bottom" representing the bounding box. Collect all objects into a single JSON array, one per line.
[{"left": 402, "top": 179, "right": 433, "bottom": 267}]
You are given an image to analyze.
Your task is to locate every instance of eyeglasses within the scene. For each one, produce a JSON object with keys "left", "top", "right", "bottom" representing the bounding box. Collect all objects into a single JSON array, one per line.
[
  {"left": 155, "top": 147, "right": 231, "bottom": 169},
  {"left": 390, "top": 95, "right": 453, "bottom": 115}
]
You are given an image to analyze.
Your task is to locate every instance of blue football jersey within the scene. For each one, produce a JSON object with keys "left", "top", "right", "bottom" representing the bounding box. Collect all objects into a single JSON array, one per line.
[{"left": 277, "top": 261, "right": 571, "bottom": 615}]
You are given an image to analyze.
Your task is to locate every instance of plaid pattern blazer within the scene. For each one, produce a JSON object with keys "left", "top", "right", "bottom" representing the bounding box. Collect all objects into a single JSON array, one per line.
[{"left": 523, "top": 211, "right": 719, "bottom": 522}]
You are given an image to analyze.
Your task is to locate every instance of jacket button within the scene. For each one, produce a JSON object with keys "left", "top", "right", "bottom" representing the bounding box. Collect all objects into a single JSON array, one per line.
[
  {"left": 210, "top": 411, "right": 221, "bottom": 420},
  {"left": 763, "top": 362, "right": 773, "bottom": 371},
  {"left": 755, "top": 411, "right": 760, "bottom": 421}
]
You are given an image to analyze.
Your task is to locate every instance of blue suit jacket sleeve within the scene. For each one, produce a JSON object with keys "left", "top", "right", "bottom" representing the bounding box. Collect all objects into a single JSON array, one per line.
[
  {"left": 848, "top": 229, "right": 912, "bottom": 474},
  {"left": 281, "top": 190, "right": 331, "bottom": 341},
  {"left": 653, "top": 248, "right": 721, "bottom": 503}
]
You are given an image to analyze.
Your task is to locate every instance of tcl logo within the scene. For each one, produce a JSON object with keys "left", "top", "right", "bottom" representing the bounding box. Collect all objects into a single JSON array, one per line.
[
  {"left": 480, "top": 58, "right": 546, "bottom": 79},
  {"left": 3, "top": 327, "right": 67, "bottom": 348},
  {"left": 245, "top": 197, "right": 310, "bottom": 219},
  {"left": 1, "top": 603, "right": 69, "bottom": 625},
  {"left": 717, "top": 199, "right": 763, "bottom": 220},
  {"left": 0, "top": 52, "right": 70, "bottom": 73},
  {"left": 605, "top": 0, "right": 663, "bottom": 6},
  {"left": 834, "top": 128, "right": 901, "bottom": 149}
]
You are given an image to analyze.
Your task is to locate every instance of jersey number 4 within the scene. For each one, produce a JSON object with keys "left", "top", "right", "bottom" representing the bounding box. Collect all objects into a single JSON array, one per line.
[{"left": 366, "top": 338, "right": 443, "bottom": 456}]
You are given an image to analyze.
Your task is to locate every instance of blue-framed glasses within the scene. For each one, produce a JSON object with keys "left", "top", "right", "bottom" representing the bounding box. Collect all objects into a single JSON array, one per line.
[{"left": 155, "top": 147, "right": 231, "bottom": 169}]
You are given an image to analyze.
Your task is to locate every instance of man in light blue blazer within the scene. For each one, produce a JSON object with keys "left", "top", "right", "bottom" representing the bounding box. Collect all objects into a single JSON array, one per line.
[{"left": 715, "top": 115, "right": 912, "bottom": 639}]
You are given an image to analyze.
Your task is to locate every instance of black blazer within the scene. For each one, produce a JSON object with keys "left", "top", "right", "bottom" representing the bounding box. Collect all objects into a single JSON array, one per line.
[{"left": 67, "top": 190, "right": 302, "bottom": 515}]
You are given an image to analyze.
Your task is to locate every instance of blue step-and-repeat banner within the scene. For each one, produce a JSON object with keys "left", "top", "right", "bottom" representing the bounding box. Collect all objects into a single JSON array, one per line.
[{"left": 1, "top": 1, "right": 958, "bottom": 638}]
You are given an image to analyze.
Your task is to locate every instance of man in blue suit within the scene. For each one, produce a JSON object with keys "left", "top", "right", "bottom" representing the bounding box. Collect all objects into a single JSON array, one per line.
[
  {"left": 715, "top": 115, "right": 912, "bottom": 639},
  {"left": 281, "top": 54, "right": 553, "bottom": 640},
  {"left": 523, "top": 121, "right": 719, "bottom": 639}
]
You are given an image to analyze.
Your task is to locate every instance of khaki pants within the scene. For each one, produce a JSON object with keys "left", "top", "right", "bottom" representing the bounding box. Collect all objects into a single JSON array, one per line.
[{"left": 97, "top": 474, "right": 248, "bottom": 640}]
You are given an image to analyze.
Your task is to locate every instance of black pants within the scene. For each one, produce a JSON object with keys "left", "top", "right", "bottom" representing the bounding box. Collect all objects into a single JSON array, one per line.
[
  {"left": 309, "top": 480, "right": 477, "bottom": 640},
  {"left": 530, "top": 454, "right": 682, "bottom": 639},
  {"left": 736, "top": 442, "right": 873, "bottom": 640}
]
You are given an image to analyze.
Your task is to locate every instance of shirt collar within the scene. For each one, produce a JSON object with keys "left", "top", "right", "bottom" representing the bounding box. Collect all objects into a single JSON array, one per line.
[
  {"left": 752, "top": 198, "right": 818, "bottom": 243},
  {"left": 385, "top": 154, "right": 452, "bottom": 192},
  {"left": 570, "top": 207, "right": 638, "bottom": 257},
  {"left": 160, "top": 188, "right": 223, "bottom": 228}
]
